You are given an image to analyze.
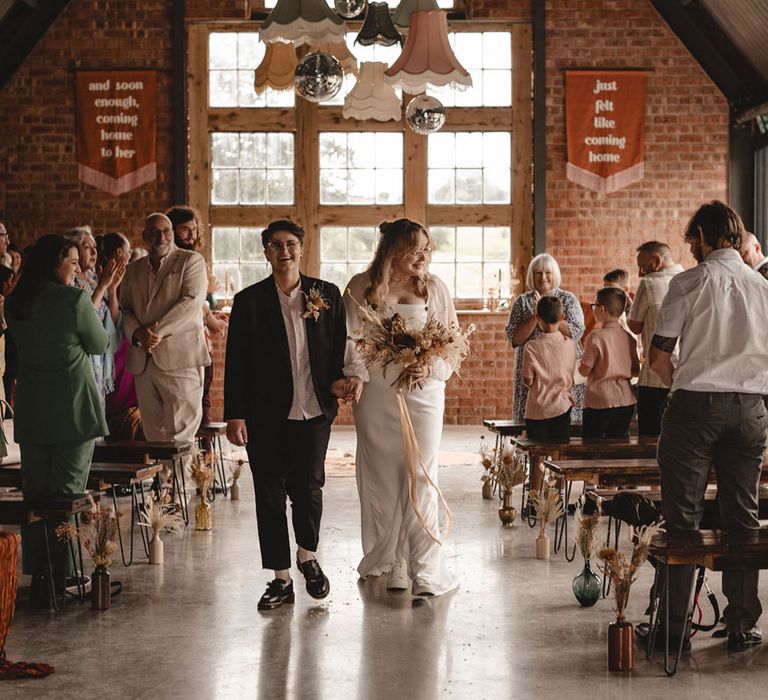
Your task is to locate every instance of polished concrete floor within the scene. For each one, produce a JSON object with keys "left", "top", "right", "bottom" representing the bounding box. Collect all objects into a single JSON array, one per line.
[{"left": 4, "top": 426, "right": 768, "bottom": 699}]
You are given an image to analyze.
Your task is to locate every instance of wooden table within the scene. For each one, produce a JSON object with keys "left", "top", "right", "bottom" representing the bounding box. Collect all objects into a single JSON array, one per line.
[
  {"left": 647, "top": 527, "right": 768, "bottom": 675},
  {"left": 512, "top": 436, "right": 658, "bottom": 461}
]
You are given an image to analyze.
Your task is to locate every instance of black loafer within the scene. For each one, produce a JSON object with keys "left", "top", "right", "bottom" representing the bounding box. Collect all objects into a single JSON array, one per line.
[
  {"left": 257, "top": 578, "right": 295, "bottom": 611},
  {"left": 296, "top": 557, "right": 330, "bottom": 600},
  {"left": 727, "top": 627, "right": 762, "bottom": 652}
]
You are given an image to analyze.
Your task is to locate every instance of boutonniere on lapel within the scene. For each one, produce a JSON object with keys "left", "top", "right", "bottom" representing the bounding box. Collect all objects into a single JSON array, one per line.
[{"left": 302, "top": 285, "right": 331, "bottom": 321}]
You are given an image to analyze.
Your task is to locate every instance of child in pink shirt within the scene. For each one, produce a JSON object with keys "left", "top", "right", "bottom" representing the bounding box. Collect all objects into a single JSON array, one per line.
[
  {"left": 579, "top": 287, "right": 640, "bottom": 439},
  {"left": 521, "top": 296, "right": 577, "bottom": 442}
]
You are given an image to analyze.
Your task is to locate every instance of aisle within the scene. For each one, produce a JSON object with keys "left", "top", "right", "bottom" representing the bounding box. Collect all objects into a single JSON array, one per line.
[{"left": 3, "top": 427, "right": 766, "bottom": 699}]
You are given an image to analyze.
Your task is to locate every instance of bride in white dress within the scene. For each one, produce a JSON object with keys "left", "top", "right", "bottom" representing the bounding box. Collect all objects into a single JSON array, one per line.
[{"left": 343, "top": 219, "right": 459, "bottom": 597}]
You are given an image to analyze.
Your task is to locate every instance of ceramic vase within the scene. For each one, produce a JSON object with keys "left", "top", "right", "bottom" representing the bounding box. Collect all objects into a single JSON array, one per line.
[
  {"left": 91, "top": 565, "right": 111, "bottom": 611},
  {"left": 231, "top": 480, "right": 241, "bottom": 501},
  {"left": 572, "top": 559, "right": 601, "bottom": 607},
  {"left": 149, "top": 532, "right": 164, "bottom": 565},
  {"left": 536, "top": 530, "right": 550, "bottom": 560},
  {"left": 608, "top": 619, "right": 634, "bottom": 671}
]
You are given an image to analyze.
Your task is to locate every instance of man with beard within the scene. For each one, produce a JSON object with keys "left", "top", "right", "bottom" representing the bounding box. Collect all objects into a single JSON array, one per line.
[
  {"left": 120, "top": 213, "right": 210, "bottom": 478},
  {"left": 165, "top": 206, "right": 228, "bottom": 457},
  {"left": 648, "top": 201, "right": 768, "bottom": 652}
]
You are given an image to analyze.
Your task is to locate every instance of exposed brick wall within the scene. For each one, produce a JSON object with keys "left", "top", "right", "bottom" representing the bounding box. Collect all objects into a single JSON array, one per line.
[
  {"left": 208, "top": 311, "right": 515, "bottom": 424},
  {"left": 545, "top": 0, "right": 728, "bottom": 300},
  {"left": 0, "top": 0, "right": 731, "bottom": 425}
]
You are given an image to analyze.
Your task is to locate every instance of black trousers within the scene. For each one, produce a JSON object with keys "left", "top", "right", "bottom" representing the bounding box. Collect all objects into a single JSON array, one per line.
[
  {"left": 582, "top": 404, "right": 635, "bottom": 439},
  {"left": 637, "top": 385, "right": 669, "bottom": 437},
  {"left": 526, "top": 409, "right": 571, "bottom": 442},
  {"left": 246, "top": 415, "right": 332, "bottom": 571},
  {"left": 658, "top": 390, "right": 767, "bottom": 634}
]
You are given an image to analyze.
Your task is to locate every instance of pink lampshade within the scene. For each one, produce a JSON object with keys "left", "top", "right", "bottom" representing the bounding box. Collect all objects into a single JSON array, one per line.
[
  {"left": 343, "top": 62, "right": 401, "bottom": 121},
  {"left": 259, "top": 0, "right": 346, "bottom": 47},
  {"left": 384, "top": 11, "right": 472, "bottom": 94},
  {"left": 254, "top": 42, "right": 298, "bottom": 93}
]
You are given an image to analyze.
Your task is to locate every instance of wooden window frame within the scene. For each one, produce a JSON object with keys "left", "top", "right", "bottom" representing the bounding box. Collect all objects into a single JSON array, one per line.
[{"left": 187, "top": 20, "right": 532, "bottom": 307}]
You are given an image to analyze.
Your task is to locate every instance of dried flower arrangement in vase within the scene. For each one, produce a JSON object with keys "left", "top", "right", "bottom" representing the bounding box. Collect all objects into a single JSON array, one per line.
[
  {"left": 495, "top": 443, "right": 526, "bottom": 527},
  {"left": 56, "top": 498, "right": 121, "bottom": 610},
  {"left": 572, "top": 497, "right": 602, "bottom": 607},
  {"left": 530, "top": 487, "right": 565, "bottom": 560},
  {"left": 598, "top": 520, "right": 665, "bottom": 671},
  {"left": 138, "top": 490, "right": 185, "bottom": 564},
  {"left": 230, "top": 459, "right": 246, "bottom": 501},
  {"left": 191, "top": 455, "right": 215, "bottom": 531},
  {"left": 478, "top": 436, "right": 494, "bottom": 500}
]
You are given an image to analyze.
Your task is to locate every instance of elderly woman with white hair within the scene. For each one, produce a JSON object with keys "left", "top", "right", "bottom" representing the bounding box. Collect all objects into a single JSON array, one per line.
[{"left": 505, "top": 253, "right": 585, "bottom": 423}]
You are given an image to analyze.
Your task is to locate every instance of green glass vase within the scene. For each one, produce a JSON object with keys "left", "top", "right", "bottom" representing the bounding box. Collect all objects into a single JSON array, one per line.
[{"left": 572, "top": 559, "right": 601, "bottom": 607}]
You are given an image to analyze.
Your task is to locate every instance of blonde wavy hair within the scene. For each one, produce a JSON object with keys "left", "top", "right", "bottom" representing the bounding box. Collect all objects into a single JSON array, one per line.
[{"left": 365, "top": 219, "right": 433, "bottom": 307}]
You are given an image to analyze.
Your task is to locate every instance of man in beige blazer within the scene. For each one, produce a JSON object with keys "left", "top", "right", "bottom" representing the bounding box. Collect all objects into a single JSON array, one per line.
[{"left": 120, "top": 213, "right": 210, "bottom": 458}]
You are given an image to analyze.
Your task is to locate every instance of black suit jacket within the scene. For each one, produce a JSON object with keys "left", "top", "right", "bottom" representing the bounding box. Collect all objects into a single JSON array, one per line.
[{"left": 224, "top": 274, "right": 346, "bottom": 424}]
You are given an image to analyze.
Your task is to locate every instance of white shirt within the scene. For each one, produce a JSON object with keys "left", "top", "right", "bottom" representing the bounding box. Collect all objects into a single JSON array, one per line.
[
  {"left": 655, "top": 248, "right": 768, "bottom": 393},
  {"left": 628, "top": 264, "right": 684, "bottom": 388},
  {"left": 278, "top": 283, "right": 323, "bottom": 420}
]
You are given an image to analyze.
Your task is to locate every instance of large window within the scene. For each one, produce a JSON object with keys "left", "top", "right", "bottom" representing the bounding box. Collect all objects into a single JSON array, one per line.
[{"left": 189, "top": 21, "right": 531, "bottom": 305}]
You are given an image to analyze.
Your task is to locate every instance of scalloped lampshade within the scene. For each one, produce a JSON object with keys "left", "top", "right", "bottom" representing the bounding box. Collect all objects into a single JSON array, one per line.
[
  {"left": 384, "top": 10, "right": 472, "bottom": 94},
  {"left": 259, "top": 0, "right": 346, "bottom": 47},
  {"left": 391, "top": 0, "right": 438, "bottom": 30},
  {"left": 314, "top": 40, "right": 359, "bottom": 75},
  {"left": 355, "top": 2, "right": 402, "bottom": 47},
  {"left": 254, "top": 42, "right": 299, "bottom": 92},
  {"left": 343, "top": 62, "right": 401, "bottom": 121}
]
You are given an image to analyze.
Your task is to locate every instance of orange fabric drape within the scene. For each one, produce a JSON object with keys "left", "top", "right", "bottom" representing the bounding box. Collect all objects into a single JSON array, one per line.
[{"left": 566, "top": 70, "right": 646, "bottom": 194}]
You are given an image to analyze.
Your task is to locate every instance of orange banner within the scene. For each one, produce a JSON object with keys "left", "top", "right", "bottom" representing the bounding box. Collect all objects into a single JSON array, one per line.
[
  {"left": 76, "top": 71, "right": 157, "bottom": 196},
  {"left": 566, "top": 70, "right": 646, "bottom": 193}
]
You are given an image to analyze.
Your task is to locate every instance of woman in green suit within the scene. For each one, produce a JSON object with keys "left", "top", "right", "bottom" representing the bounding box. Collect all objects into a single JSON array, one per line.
[{"left": 6, "top": 234, "right": 109, "bottom": 604}]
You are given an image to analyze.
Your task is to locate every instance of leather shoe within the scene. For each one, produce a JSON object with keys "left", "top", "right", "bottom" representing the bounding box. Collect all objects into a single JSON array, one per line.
[
  {"left": 386, "top": 561, "right": 408, "bottom": 591},
  {"left": 727, "top": 626, "right": 762, "bottom": 652},
  {"left": 412, "top": 578, "right": 436, "bottom": 597},
  {"left": 296, "top": 557, "right": 330, "bottom": 600},
  {"left": 257, "top": 578, "right": 295, "bottom": 611},
  {"left": 634, "top": 622, "right": 691, "bottom": 652}
]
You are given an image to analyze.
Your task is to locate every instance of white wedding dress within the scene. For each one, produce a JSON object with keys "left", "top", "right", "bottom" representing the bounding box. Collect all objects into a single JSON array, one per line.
[{"left": 344, "top": 273, "right": 458, "bottom": 595}]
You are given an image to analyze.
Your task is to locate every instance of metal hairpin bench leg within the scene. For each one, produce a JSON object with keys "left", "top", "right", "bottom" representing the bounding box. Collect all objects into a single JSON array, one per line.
[
  {"left": 135, "top": 483, "right": 150, "bottom": 556},
  {"left": 554, "top": 480, "right": 573, "bottom": 555},
  {"left": 41, "top": 520, "right": 62, "bottom": 612},
  {"left": 216, "top": 434, "right": 229, "bottom": 497},
  {"left": 172, "top": 458, "right": 189, "bottom": 526},
  {"left": 111, "top": 486, "right": 135, "bottom": 567}
]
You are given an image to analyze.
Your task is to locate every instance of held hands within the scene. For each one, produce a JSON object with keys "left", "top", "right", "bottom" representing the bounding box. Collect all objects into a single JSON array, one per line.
[
  {"left": 405, "top": 363, "right": 429, "bottom": 381},
  {"left": 331, "top": 376, "right": 364, "bottom": 404},
  {"left": 134, "top": 322, "right": 162, "bottom": 353},
  {"left": 226, "top": 419, "right": 248, "bottom": 447}
]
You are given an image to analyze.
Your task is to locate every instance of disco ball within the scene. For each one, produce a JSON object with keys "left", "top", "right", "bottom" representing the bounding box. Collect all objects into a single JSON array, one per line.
[
  {"left": 334, "top": 0, "right": 367, "bottom": 19},
  {"left": 294, "top": 52, "right": 344, "bottom": 103},
  {"left": 405, "top": 95, "right": 446, "bottom": 135}
]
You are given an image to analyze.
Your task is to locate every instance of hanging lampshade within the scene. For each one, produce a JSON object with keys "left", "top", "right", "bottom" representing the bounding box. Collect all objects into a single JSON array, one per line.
[
  {"left": 384, "top": 11, "right": 472, "bottom": 94},
  {"left": 254, "top": 42, "right": 298, "bottom": 93},
  {"left": 343, "top": 62, "right": 401, "bottom": 121},
  {"left": 391, "top": 0, "right": 438, "bottom": 30},
  {"left": 259, "top": 0, "right": 346, "bottom": 47},
  {"left": 355, "top": 2, "right": 402, "bottom": 47},
  {"left": 314, "top": 40, "right": 359, "bottom": 75}
]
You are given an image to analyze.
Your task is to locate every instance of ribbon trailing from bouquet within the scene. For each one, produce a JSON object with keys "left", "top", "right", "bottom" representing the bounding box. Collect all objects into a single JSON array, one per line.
[{"left": 395, "top": 390, "right": 453, "bottom": 545}]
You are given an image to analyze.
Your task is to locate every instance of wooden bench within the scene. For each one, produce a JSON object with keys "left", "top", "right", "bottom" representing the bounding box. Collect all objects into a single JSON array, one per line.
[
  {"left": 646, "top": 528, "right": 768, "bottom": 675},
  {"left": 0, "top": 491, "right": 98, "bottom": 610},
  {"left": 94, "top": 440, "right": 193, "bottom": 524},
  {"left": 195, "top": 422, "right": 229, "bottom": 498}
]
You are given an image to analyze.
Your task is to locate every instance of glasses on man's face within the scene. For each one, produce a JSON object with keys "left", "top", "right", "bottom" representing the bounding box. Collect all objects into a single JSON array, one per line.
[
  {"left": 590, "top": 303, "right": 604, "bottom": 311},
  {"left": 409, "top": 246, "right": 432, "bottom": 258},
  {"left": 266, "top": 240, "right": 300, "bottom": 253}
]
